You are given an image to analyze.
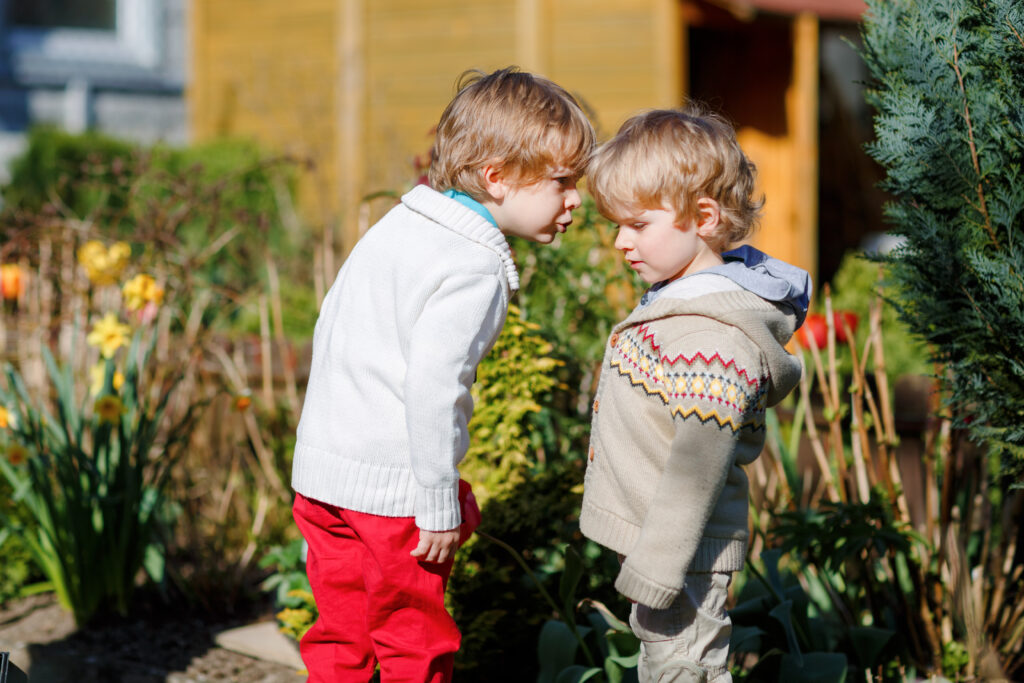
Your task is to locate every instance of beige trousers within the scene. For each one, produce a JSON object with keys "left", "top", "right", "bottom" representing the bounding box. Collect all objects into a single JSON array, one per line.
[{"left": 629, "top": 572, "right": 733, "bottom": 683}]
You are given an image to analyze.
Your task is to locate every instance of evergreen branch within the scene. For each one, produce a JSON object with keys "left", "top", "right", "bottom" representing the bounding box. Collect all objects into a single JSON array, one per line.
[
  {"left": 1008, "top": 20, "right": 1024, "bottom": 50},
  {"left": 950, "top": 30, "right": 998, "bottom": 247}
]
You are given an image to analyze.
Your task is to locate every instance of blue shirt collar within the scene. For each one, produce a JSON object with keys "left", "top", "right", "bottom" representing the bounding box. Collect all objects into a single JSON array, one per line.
[{"left": 442, "top": 189, "right": 499, "bottom": 229}]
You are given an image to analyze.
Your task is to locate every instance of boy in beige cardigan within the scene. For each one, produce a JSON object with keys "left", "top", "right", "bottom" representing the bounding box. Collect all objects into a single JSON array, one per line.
[{"left": 580, "top": 108, "right": 810, "bottom": 683}]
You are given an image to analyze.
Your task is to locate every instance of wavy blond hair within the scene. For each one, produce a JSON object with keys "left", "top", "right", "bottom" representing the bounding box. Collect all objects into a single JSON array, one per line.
[
  {"left": 428, "top": 67, "right": 595, "bottom": 199},
  {"left": 588, "top": 107, "right": 764, "bottom": 250}
]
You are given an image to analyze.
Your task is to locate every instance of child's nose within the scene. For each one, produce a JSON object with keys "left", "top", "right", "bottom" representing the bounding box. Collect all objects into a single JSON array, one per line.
[
  {"left": 614, "top": 229, "right": 631, "bottom": 251},
  {"left": 565, "top": 188, "right": 581, "bottom": 211}
]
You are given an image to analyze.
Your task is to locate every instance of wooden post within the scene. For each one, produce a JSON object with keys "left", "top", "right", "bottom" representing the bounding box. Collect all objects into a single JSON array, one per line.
[
  {"left": 791, "top": 11, "right": 819, "bottom": 284},
  {"left": 654, "top": 0, "right": 683, "bottom": 108},
  {"left": 516, "top": 0, "right": 549, "bottom": 75},
  {"left": 337, "top": 0, "right": 366, "bottom": 260}
]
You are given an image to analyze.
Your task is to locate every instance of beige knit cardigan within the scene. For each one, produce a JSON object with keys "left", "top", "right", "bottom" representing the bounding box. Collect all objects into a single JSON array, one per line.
[{"left": 580, "top": 284, "right": 802, "bottom": 609}]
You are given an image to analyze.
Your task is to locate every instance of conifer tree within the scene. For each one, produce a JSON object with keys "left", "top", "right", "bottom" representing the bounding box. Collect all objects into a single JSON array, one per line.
[{"left": 860, "top": 0, "right": 1024, "bottom": 482}]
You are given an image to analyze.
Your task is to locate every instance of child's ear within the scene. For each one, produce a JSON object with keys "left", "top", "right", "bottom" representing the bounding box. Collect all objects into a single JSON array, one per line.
[
  {"left": 480, "top": 163, "right": 509, "bottom": 201},
  {"left": 694, "top": 197, "right": 721, "bottom": 238}
]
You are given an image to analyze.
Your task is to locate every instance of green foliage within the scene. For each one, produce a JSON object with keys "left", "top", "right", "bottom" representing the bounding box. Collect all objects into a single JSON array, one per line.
[
  {"left": 731, "top": 550, "right": 895, "bottom": 683},
  {"left": 2, "top": 126, "right": 316, "bottom": 341},
  {"left": 860, "top": 0, "right": 1024, "bottom": 481},
  {"left": 0, "top": 335, "right": 199, "bottom": 626},
  {"left": 534, "top": 545, "right": 639, "bottom": 683},
  {"left": 448, "top": 212, "right": 634, "bottom": 678},
  {"left": 462, "top": 306, "right": 562, "bottom": 498},
  {"left": 826, "top": 251, "right": 930, "bottom": 379},
  {"left": 507, "top": 196, "right": 641, "bottom": 462},
  {"left": 260, "top": 539, "right": 316, "bottom": 642},
  {"left": 766, "top": 494, "right": 926, "bottom": 681}
]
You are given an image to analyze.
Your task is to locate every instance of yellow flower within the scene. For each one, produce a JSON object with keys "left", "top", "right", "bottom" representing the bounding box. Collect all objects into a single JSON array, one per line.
[
  {"left": 89, "top": 362, "right": 125, "bottom": 396},
  {"left": 122, "top": 273, "right": 164, "bottom": 311},
  {"left": 94, "top": 396, "right": 125, "bottom": 425},
  {"left": 87, "top": 312, "right": 132, "bottom": 358},
  {"left": 0, "top": 405, "right": 8, "bottom": 428},
  {"left": 6, "top": 443, "right": 28, "bottom": 466},
  {"left": 78, "top": 240, "right": 131, "bottom": 285}
]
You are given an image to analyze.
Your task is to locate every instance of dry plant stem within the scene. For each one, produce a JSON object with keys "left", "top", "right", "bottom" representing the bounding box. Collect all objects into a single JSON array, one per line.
[
  {"left": 840, "top": 310, "right": 873, "bottom": 502},
  {"left": 798, "top": 356, "right": 839, "bottom": 501},
  {"left": 206, "top": 341, "right": 288, "bottom": 496},
  {"left": 950, "top": 32, "right": 995, "bottom": 245},
  {"left": 215, "top": 448, "right": 243, "bottom": 524},
  {"left": 259, "top": 294, "right": 274, "bottom": 408},
  {"left": 313, "top": 245, "right": 325, "bottom": 308},
  {"left": 824, "top": 286, "right": 840, "bottom": 412},
  {"left": 266, "top": 254, "right": 300, "bottom": 418},
  {"left": 848, "top": 393, "right": 872, "bottom": 503},
  {"left": 988, "top": 493, "right": 1023, "bottom": 633}
]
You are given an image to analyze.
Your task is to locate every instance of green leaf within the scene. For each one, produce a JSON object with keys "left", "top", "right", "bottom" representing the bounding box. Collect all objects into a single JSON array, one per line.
[
  {"left": 848, "top": 626, "right": 893, "bottom": 668},
  {"left": 778, "top": 652, "right": 848, "bottom": 683},
  {"left": 555, "top": 666, "right": 603, "bottom": 683},
  {"left": 560, "top": 545, "right": 585, "bottom": 618},
  {"left": 538, "top": 619, "right": 580, "bottom": 683},
  {"left": 768, "top": 600, "right": 803, "bottom": 663}
]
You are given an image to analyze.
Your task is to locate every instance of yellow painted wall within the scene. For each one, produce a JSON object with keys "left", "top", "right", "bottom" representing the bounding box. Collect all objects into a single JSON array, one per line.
[
  {"left": 189, "top": 0, "right": 817, "bottom": 281},
  {"left": 190, "top": 0, "right": 341, "bottom": 223}
]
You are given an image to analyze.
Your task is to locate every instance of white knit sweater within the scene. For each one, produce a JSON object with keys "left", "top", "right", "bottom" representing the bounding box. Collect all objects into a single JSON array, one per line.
[{"left": 291, "top": 185, "right": 519, "bottom": 531}]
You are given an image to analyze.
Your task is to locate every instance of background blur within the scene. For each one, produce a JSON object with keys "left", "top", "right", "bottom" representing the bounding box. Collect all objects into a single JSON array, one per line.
[{"left": 0, "top": 0, "right": 881, "bottom": 288}]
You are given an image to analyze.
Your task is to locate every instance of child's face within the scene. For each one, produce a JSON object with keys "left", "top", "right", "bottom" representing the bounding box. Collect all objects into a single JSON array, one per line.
[
  {"left": 613, "top": 206, "right": 720, "bottom": 284},
  {"left": 488, "top": 168, "right": 582, "bottom": 244}
]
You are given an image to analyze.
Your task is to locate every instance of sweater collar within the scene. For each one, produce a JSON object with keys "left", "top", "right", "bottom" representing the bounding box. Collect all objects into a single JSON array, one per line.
[
  {"left": 441, "top": 189, "right": 499, "bottom": 228},
  {"left": 402, "top": 184, "right": 520, "bottom": 292}
]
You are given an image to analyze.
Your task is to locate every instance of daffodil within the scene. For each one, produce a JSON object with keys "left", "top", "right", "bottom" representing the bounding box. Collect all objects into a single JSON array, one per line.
[
  {"left": 89, "top": 362, "right": 125, "bottom": 396},
  {"left": 94, "top": 395, "right": 125, "bottom": 425},
  {"left": 6, "top": 443, "right": 28, "bottom": 466},
  {"left": 78, "top": 240, "right": 131, "bottom": 285},
  {"left": 122, "top": 273, "right": 164, "bottom": 311},
  {"left": 87, "top": 312, "right": 132, "bottom": 359}
]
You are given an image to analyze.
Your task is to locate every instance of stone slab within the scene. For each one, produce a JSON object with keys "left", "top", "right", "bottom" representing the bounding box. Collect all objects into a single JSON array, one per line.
[{"left": 213, "top": 621, "right": 304, "bottom": 670}]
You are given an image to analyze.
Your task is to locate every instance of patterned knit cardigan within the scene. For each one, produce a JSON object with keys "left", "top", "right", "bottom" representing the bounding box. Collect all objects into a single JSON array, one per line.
[{"left": 580, "top": 283, "right": 802, "bottom": 609}]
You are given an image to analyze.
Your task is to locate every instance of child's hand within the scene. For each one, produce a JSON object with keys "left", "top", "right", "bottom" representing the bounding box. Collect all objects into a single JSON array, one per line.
[{"left": 411, "top": 528, "right": 461, "bottom": 563}]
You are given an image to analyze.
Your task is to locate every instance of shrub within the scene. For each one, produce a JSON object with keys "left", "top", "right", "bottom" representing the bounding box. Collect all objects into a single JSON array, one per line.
[{"left": 860, "top": 0, "right": 1024, "bottom": 481}]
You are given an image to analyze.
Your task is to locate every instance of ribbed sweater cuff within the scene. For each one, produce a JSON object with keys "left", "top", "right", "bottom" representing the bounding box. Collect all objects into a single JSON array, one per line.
[
  {"left": 415, "top": 483, "right": 460, "bottom": 532},
  {"left": 615, "top": 563, "right": 679, "bottom": 610}
]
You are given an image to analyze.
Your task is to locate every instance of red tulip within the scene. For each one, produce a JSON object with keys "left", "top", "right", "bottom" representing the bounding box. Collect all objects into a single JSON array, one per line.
[
  {"left": 833, "top": 311, "right": 859, "bottom": 344},
  {"left": 796, "top": 313, "right": 828, "bottom": 349}
]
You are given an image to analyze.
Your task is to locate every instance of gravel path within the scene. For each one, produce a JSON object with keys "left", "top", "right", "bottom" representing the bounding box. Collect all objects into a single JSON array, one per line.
[{"left": 0, "top": 595, "right": 304, "bottom": 682}]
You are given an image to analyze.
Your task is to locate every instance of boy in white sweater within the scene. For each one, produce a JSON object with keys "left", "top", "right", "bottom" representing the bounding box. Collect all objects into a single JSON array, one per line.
[
  {"left": 580, "top": 109, "right": 810, "bottom": 683},
  {"left": 291, "top": 67, "right": 594, "bottom": 682}
]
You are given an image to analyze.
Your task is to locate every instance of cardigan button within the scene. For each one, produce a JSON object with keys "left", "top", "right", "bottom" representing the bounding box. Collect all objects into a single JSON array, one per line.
[
  {"left": 609, "top": 333, "right": 619, "bottom": 347},
  {"left": 592, "top": 399, "right": 599, "bottom": 413},
  {"left": 588, "top": 446, "right": 595, "bottom": 462}
]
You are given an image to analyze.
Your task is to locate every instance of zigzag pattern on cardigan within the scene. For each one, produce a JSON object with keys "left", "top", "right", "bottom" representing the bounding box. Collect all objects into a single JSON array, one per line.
[{"left": 608, "top": 323, "right": 770, "bottom": 432}]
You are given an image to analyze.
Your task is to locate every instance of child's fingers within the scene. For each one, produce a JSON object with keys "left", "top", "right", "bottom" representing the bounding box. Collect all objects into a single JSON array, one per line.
[{"left": 411, "top": 529, "right": 460, "bottom": 563}]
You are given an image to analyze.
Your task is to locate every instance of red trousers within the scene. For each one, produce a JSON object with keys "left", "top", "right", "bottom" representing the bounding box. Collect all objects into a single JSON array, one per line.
[{"left": 293, "top": 483, "right": 479, "bottom": 682}]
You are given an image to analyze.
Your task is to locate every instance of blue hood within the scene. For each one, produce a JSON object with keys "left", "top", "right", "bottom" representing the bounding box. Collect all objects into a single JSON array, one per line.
[{"left": 643, "top": 246, "right": 812, "bottom": 327}]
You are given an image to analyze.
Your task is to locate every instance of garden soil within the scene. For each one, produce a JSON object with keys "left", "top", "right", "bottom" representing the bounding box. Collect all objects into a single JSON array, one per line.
[{"left": 0, "top": 594, "right": 303, "bottom": 682}]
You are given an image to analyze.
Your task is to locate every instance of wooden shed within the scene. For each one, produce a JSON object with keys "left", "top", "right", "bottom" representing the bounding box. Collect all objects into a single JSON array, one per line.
[{"left": 189, "top": 0, "right": 871, "bottom": 285}]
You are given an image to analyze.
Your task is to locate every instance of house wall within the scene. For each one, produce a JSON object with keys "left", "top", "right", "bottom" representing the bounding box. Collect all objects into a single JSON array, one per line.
[
  {"left": 189, "top": 0, "right": 819, "bottom": 281},
  {"left": 189, "top": 0, "right": 341, "bottom": 226},
  {"left": 190, "top": 0, "right": 678, "bottom": 252}
]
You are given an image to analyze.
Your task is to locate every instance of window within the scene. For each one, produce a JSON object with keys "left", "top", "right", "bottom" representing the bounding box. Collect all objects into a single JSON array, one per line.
[
  {"left": 5, "top": 0, "right": 161, "bottom": 85},
  {"left": 7, "top": 1, "right": 117, "bottom": 31}
]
